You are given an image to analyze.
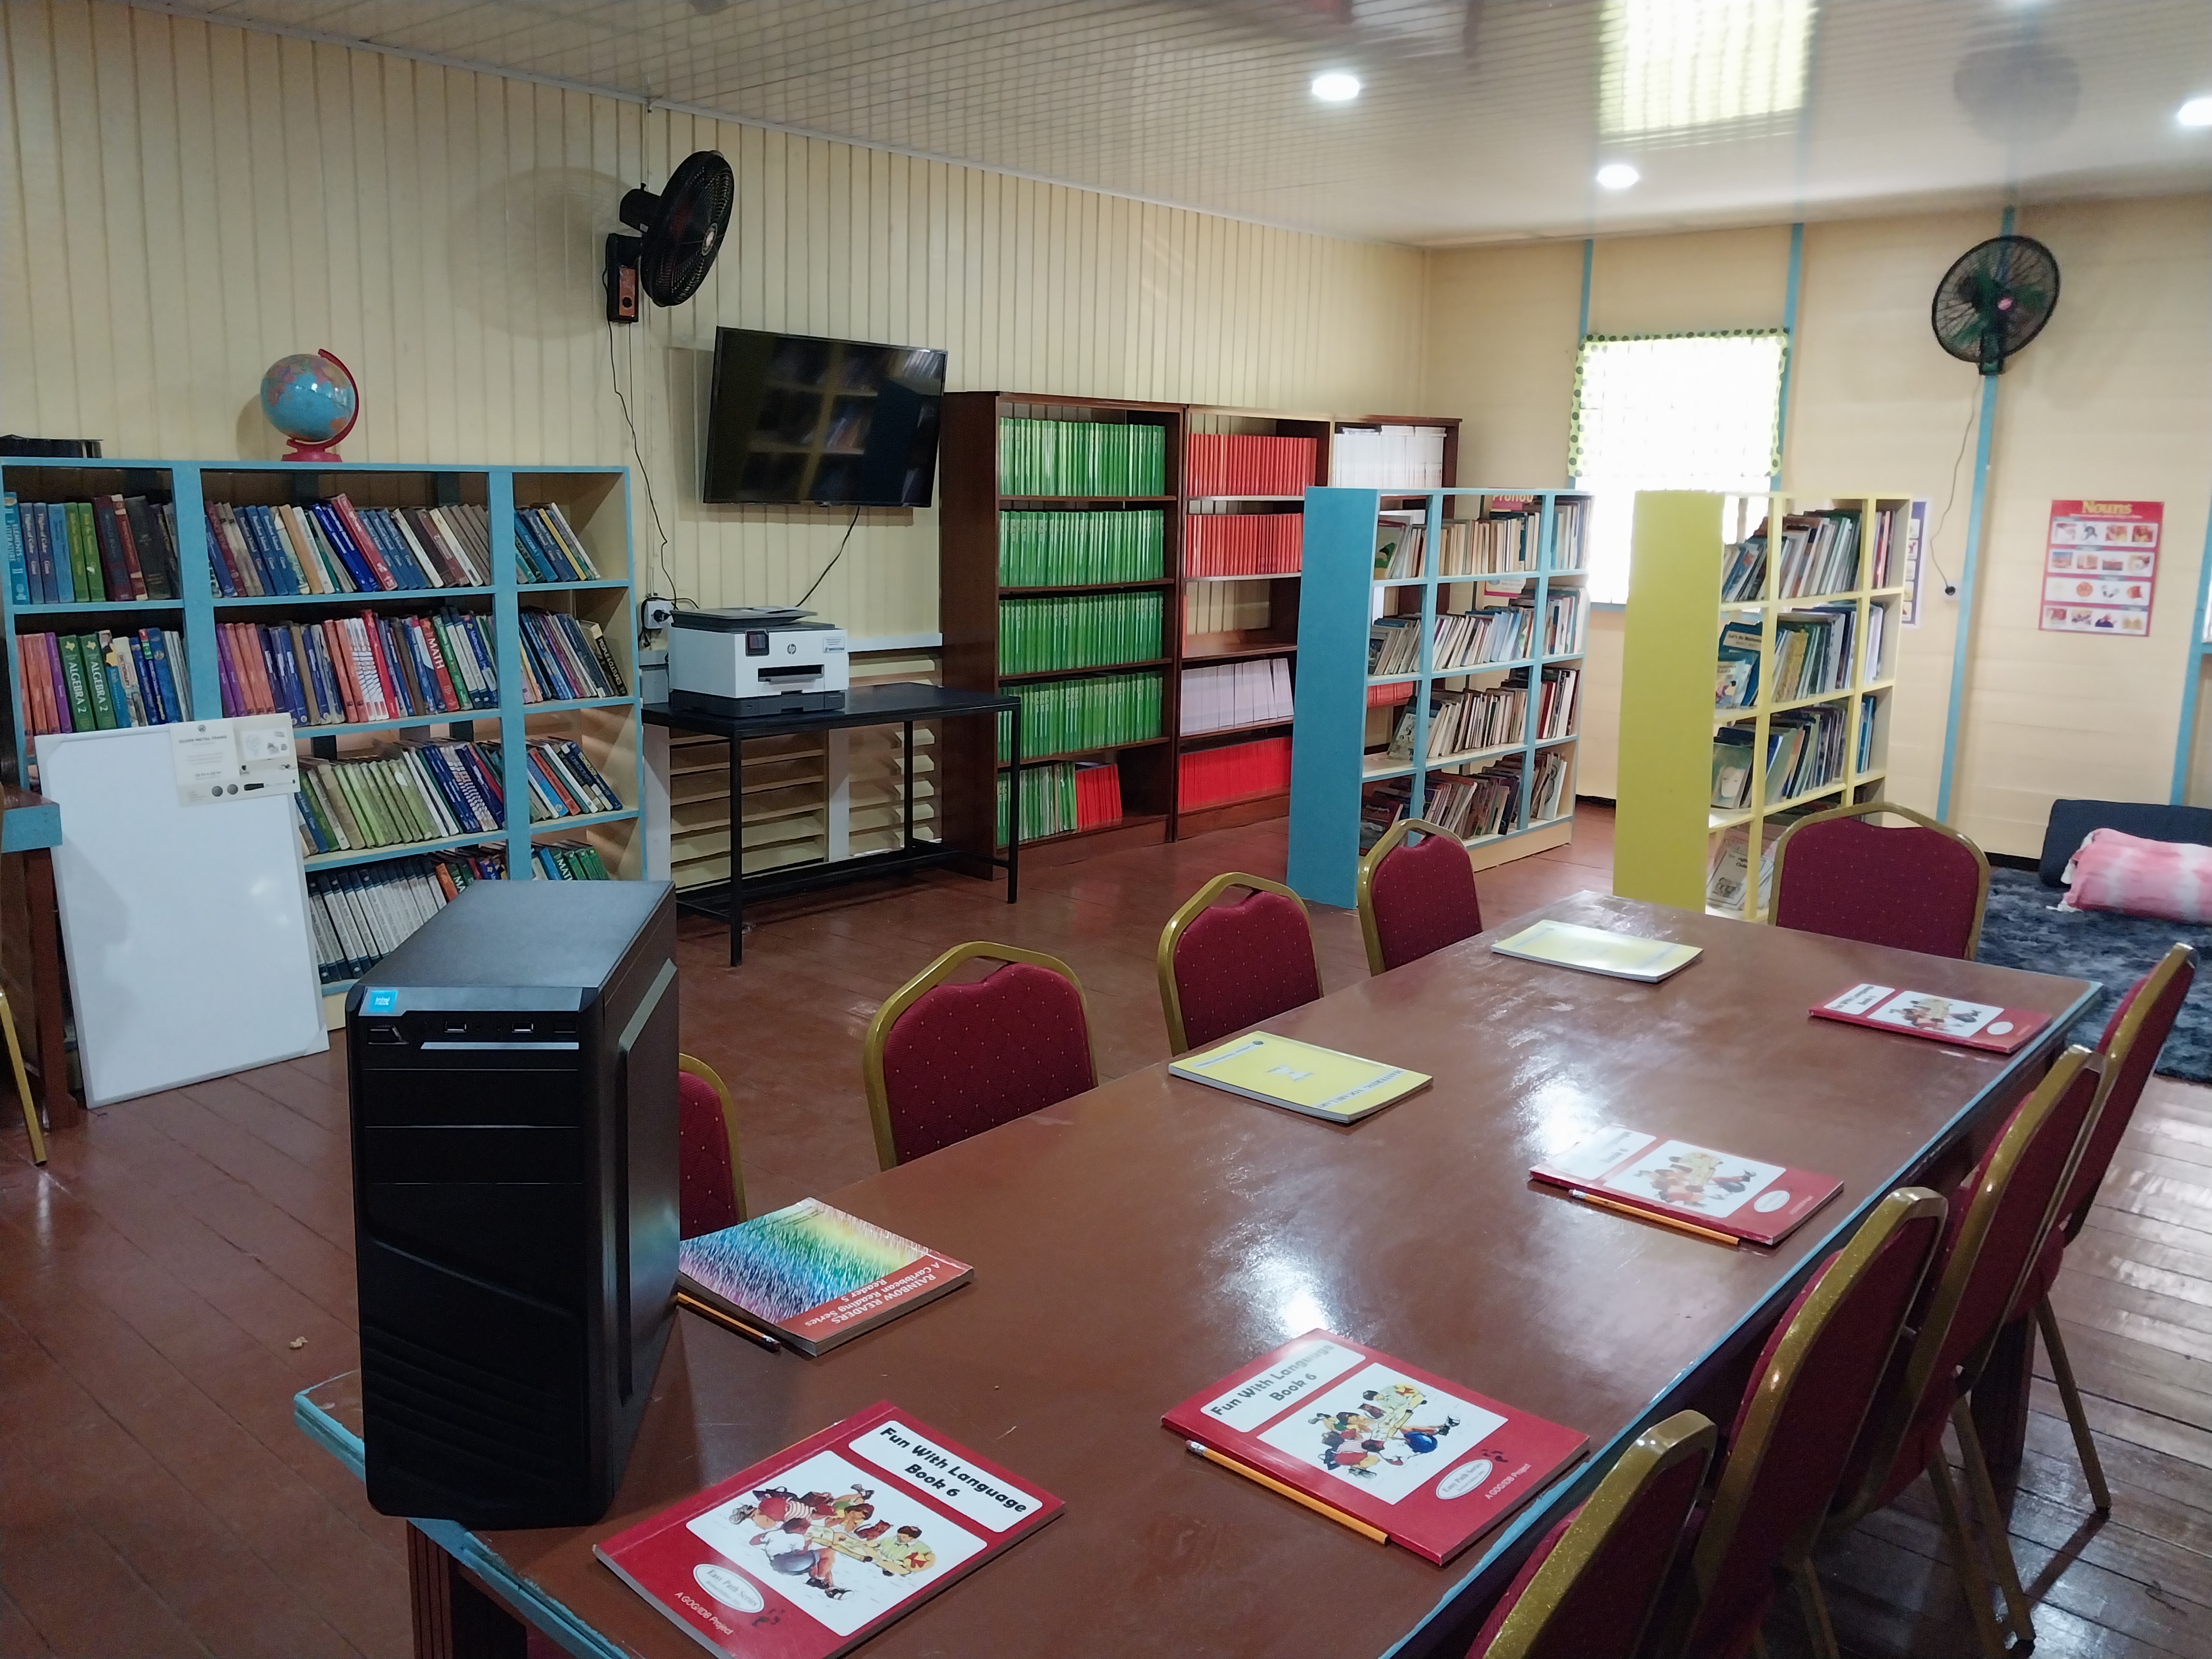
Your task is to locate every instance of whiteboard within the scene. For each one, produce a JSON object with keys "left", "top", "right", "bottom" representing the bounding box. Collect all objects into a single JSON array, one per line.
[{"left": 40, "top": 723, "right": 327, "bottom": 1106}]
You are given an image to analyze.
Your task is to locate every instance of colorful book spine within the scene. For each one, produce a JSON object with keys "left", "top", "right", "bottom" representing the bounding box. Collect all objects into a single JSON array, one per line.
[
  {"left": 996, "top": 591, "right": 1162, "bottom": 675},
  {"left": 994, "top": 669, "right": 1162, "bottom": 761},
  {"left": 996, "top": 509, "right": 1164, "bottom": 587},
  {"left": 997, "top": 417, "right": 1166, "bottom": 496},
  {"left": 994, "top": 758, "right": 1120, "bottom": 846}
]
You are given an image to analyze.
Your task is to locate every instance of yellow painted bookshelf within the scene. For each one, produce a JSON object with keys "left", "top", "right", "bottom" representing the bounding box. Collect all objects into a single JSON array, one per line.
[{"left": 1614, "top": 490, "right": 1917, "bottom": 921}]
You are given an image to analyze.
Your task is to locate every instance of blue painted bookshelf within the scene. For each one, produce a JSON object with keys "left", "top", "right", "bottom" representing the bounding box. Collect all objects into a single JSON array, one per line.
[
  {"left": 1, "top": 458, "right": 641, "bottom": 998},
  {"left": 1286, "top": 485, "right": 1588, "bottom": 909}
]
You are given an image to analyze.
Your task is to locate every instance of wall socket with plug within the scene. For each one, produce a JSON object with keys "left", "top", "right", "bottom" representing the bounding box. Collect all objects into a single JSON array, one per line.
[{"left": 641, "top": 596, "right": 676, "bottom": 632}]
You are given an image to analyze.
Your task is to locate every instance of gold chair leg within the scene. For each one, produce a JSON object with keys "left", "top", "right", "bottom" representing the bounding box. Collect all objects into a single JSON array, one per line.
[
  {"left": 1951, "top": 1400, "right": 2035, "bottom": 1648},
  {"left": 2034, "top": 1293, "right": 2112, "bottom": 1514},
  {"left": 0, "top": 992, "right": 44, "bottom": 1166},
  {"left": 1790, "top": 1555, "right": 1842, "bottom": 1659},
  {"left": 1927, "top": 1449, "right": 2009, "bottom": 1659}
]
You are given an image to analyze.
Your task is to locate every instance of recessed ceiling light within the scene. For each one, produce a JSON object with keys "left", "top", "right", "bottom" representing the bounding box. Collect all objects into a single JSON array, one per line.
[
  {"left": 2181, "top": 95, "right": 2212, "bottom": 127},
  {"left": 1311, "top": 72, "right": 1361, "bottom": 103},
  {"left": 1596, "top": 163, "right": 1641, "bottom": 190}
]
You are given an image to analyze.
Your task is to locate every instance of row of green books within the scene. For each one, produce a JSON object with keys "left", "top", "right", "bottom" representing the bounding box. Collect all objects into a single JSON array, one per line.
[
  {"left": 998, "top": 591, "right": 1163, "bottom": 675},
  {"left": 994, "top": 758, "right": 1121, "bottom": 845},
  {"left": 998, "top": 509, "right": 1165, "bottom": 587},
  {"left": 995, "top": 668, "right": 1162, "bottom": 761},
  {"left": 998, "top": 418, "right": 1167, "bottom": 497}
]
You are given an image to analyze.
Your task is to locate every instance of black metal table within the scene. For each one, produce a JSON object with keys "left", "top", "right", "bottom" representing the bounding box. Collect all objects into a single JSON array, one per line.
[{"left": 644, "top": 683, "right": 1019, "bottom": 963}]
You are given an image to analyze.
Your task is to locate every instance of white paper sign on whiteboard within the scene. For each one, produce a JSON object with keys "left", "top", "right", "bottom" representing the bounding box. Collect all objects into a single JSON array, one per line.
[{"left": 40, "top": 722, "right": 327, "bottom": 1107}]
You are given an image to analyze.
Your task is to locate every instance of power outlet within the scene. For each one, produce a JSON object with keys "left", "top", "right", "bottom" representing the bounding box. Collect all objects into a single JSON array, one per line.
[{"left": 641, "top": 596, "right": 676, "bottom": 632}]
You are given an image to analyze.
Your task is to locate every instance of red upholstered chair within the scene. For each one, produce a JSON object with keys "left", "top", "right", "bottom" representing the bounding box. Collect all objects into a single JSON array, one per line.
[
  {"left": 1666, "top": 1187, "right": 1949, "bottom": 1659},
  {"left": 1358, "top": 816, "right": 1485, "bottom": 975},
  {"left": 1156, "top": 872, "right": 1324, "bottom": 1056},
  {"left": 2011, "top": 942, "right": 2196, "bottom": 1512},
  {"left": 861, "top": 942, "right": 1099, "bottom": 1169},
  {"left": 1465, "top": 1410, "right": 1716, "bottom": 1659},
  {"left": 677, "top": 1053, "right": 746, "bottom": 1239},
  {"left": 1822, "top": 1045, "right": 2107, "bottom": 1658},
  {"left": 1769, "top": 801, "right": 1991, "bottom": 957}
]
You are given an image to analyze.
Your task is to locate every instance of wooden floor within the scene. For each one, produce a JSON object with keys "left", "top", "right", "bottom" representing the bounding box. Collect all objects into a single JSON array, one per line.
[{"left": 2, "top": 807, "right": 2208, "bottom": 1659}]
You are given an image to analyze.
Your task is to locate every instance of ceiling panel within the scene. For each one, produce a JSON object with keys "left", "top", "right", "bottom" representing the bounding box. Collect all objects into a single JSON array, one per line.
[{"left": 164, "top": 0, "right": 2212, "bottom": 243}]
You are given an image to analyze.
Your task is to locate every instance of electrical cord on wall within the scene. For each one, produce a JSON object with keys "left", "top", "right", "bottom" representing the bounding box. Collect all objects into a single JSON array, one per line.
[
  {"left": 1926, "top": 393, "right": 1980, "bottom": 598},
  {"left": 793, "top": 506, "right": 862, "bottom": 612},
  {"left": 602, "top": 288, "right": 683, "bottom": 633}
]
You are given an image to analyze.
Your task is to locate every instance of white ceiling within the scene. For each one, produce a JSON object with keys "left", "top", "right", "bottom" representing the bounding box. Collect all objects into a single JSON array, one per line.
[{"left": 167, "top": 0, "right": 2212, "bottom": 245}]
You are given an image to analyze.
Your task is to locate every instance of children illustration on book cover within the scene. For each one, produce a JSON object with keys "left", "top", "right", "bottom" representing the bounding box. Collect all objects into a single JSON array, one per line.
[
  {"left": 1601, "top": 1138, "right": 1787, "bottom": 1219},
  {"left": 1259, "top": 1362, "right": 1508, "bottom": 1503}
]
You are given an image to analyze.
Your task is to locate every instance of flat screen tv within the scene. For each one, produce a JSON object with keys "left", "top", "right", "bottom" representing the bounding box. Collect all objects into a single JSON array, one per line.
[{"left": 702, "top": 328, "right": 948, "bottom": 506}]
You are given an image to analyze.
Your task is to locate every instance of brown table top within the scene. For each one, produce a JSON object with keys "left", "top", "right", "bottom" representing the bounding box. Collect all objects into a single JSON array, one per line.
[{"left": 305, "top": 891, "right": 2095, "bottom": 1659}]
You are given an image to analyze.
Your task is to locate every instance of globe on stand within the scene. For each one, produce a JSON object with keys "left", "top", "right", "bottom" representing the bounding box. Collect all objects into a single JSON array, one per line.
[{"left": 260, "top": 349, "right": 359, "bottom": 462}]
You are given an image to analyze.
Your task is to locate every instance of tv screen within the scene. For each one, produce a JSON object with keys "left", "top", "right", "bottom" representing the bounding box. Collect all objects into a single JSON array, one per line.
[{"left": 702, "top": 329, "right": 948, "bottom": 506}]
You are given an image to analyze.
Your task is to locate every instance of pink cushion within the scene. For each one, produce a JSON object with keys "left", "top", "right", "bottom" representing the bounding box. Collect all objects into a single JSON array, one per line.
[
  {"left": 880, "top": 962, "right": 1094, "bottom": 1163},
  {"left": 1369, "top": 832, "right": 1484, "bottom": 971},
  {"left": 2063, "top": 828, "right": 2212, "bottom": 923},
  {"left": 678, "top": 1070, "right": 742, "bottom": 1239},
  {"left": 1172, "top": 890, "right": 1322, "bottom": 1051}
]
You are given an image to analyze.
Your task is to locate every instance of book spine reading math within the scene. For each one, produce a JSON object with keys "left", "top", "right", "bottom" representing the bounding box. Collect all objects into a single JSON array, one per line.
[
  {"left": 676, "top": 1198, "right": 973, "bottom": 1356},
  {"left": 1811, "top": 983, "right": 2049, "bottom": 1053},
  {"left": 595, "top": 1401, "right": 1061, "bottom": 1659},
  {"left": 1529, "top": 1126, "right": 1842, "bottom": 1248},
  {"left": 1163, "top": 1330, "right": 1586, "bottom": 1565}
]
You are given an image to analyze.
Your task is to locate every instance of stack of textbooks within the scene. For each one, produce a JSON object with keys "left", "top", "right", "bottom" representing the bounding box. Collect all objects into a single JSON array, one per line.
[
  {"left": 1544, "top": 589, "right": 1584, "bottom": 655},
  {"left": 1180, "top": 659, "right": 1292, "bottom": 735},
  {"left": 1534, "top": 665, "right": 1580, "bottom": 740},
  {"left": 1373, "top": 516, "right": 1425, "bottom": 580},
  {"left": 1711, "top": 726, "right": 1756, "bottom": 811},
  {"left": 1857, "top": 701, "right": 1880, "bottom": 774},
  {"left": 1770, "top": 606, "right": 1855, "bottom": 700},
  {"left": 532, "top": 838, "right": 613, "bottom": 880},
  {"left": 517, "top": 609, "right": 627, "bottom": 700},
  {"left": 308, "top": 847, "right": 506, "bottom": 984},
  {"left": 1531, "top": 746, "right": 1571, "bottom": 821},
  {"left": 1439, "top": 512, "right": 1540, "bottom": 575},
  {"left": 1773, "top": 511, "right": 1862, "bottom": 599},
  {"left": 513, "top": 503, "right": 602, "bottom": 582},
  {"left": 293, "top": 738, "right": 625, "bottom": 857},
  {"left": 1426, "top": 760, "right": 1524, "bottom": 840},
  {"left": 1179, "top": 734, "right": 1290, "bottom": 809},
  {"left": 1367, "top": 615, "right": 1422, "bottom": 678},
  {"left": 1720, "top": 535, "right": 1769, "bottom": 602},
  {"left": 996, "top": 509, "right": 1163, "bottom": 586},
  {"left": 1392, "top": 684, "right": 1525, "bottom": 762},
  {"left": 16, "top": 628, "right": 190, "bottom": 737},
  {"left": 995, "top": 758, "right": 1120, "bottom": 845},
  {"left": 998, "top": 417, "right": 1166, "bottom": 496},
  {"left": 1862, "top": 601, "right": 1888, "bottom": 682},
  {"left": 198, "top": 497, "right": 599, "bottom": 597},
  {"left": 1707, "top": 825, "right": 1777, "bottom": 914},
  {"left": 1361, "top": 779, "right": 1412, "bottom": 849},
  {"left": 1764, "top": 705, "right": 1846, "bottom": 803},
  {"left": 1186, "top": 513, "right": 1302, "bottom": 576},
  {"left": 214, "top": 612, "right": 498, "bottom": 725},
  {"left": 1185, "top": 433, "right": 1316, "bottom": 496},
  {"left": 4, "top": 492, "right": 182, "bottom": 602},
  {"left": 1330, "top": 424, "right": 1448, "bottom": 489},
  {"left": 996, "top": 592, "right": 1162, "bottom": 673},
  {"left": 994, "top": 669, "right": 1162, "bottom": 760},
  {"left": 1552, "top": 498, "right": 1589, "bottom": 568},
  {"left": 1432, "top": 602, "right": 1534, "bottom": 670}
]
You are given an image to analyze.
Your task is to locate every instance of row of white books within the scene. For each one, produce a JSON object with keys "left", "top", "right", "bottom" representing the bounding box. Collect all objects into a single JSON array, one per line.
[
  {"left": 1332, "top": 425, "right": 1449, "bottom": 490},
  {"left": 1180, "top": 657, "right": 1293, "bottom": 736}
]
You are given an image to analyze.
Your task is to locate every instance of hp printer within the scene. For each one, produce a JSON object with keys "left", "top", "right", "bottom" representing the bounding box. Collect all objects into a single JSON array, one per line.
[{"left": 667, "top": 607, "right": 848, "bottom": 716}]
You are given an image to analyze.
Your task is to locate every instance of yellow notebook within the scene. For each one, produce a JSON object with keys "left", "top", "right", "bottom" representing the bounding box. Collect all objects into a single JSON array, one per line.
[
  {"left": 1491, "top": 918, "right": 1702, "bottom": 983},
  {"left": 1169, "top": 1033, "right": 1430, "bottom": 1123}
]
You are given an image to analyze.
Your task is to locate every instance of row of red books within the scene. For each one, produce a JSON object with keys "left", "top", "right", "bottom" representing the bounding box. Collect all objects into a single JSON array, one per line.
[
  {"left": 1368, "top": 680, "right": 1415, "bottom": 709},
  {"left": 1074, "top": 760, "right": 1122, "bottom": 830},
  {"left": 1186, "top": 434, "right": 1318, "bottom": 498},
  {"left": 1179, "top": 734, "right": 1291, "bottom": 809},
  {"left": 1186, "top": 513, "right": 1302, "bottom": 577}
]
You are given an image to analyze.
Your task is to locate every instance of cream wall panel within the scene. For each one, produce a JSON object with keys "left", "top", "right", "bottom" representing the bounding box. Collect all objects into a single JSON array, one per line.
[
  {"left": 1, "top": 0, "right": 1425, "bottom": 645},
  {"left": 1421, "top": 200, "right": 2212, "bottom": 857}
]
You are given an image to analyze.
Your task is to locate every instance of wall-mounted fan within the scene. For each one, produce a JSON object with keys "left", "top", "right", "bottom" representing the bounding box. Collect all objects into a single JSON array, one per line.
[
  {"left": 1932, "top": 235, "right": 2060, "bottom": 375},
  {"left": 606, "top": 151, "right": 735, "bottom": 323}
]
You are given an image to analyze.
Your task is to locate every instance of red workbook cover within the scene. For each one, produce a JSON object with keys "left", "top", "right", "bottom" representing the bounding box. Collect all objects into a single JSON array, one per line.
[
  {"left": 595, "top": 1402, "right": 1062, "bottom": 1659},
  {"left": 1163, "top": 1330, "right": 1587, "bottom": 1566},
  {"left": 1811, "top": 982, "right": 2051, "bottom": 1054},
  {"left": 1530, "top": 1127, "right": 1842, "bottom": 1247}
]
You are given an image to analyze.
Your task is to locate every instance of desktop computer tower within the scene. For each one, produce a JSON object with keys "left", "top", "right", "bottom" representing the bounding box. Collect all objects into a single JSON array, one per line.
[{"left": 346, "top": 879, "right": 679, "bottom": 1529}]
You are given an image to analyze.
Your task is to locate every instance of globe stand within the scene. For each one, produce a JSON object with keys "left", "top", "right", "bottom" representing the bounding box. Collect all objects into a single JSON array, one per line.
[{"left": 264, "top": 347, "right": 359, "bottom": 464}]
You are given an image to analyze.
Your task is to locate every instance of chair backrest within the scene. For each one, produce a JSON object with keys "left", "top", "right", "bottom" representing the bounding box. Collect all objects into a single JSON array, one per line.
[
  {"left": 2056, "top": 942, "right": 2196, "bottom": 1243},
  {"left": 1156, "top": 872, "right": 1324, "bottom": 1055},
  {"left": 1676, "top": 1188, "right": 1949, "bottom": 1658},
  {"left": 677, "top": 1052, "right": 746, "bottom": 1239},
  {"left": 1470, "top": 1410, "right": 1718, "bottom": 1659},
  {"left": 1769, "top": 800, "right": 1991, "bottom": 958},
  {"left": 1358, "top": 816, "right": 1485, "bottom": 975},
  {"left": 1833, "top": 1045, "right": 2105, "bottom": 1524},
  {"left": 861, "top": 942, "right": 1098, "bottom": 1169}
]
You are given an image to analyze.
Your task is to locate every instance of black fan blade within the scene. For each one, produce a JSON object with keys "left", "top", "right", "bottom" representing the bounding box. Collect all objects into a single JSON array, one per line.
[{"left": 639, "top": 151, "right": 735, "bottom": 308}]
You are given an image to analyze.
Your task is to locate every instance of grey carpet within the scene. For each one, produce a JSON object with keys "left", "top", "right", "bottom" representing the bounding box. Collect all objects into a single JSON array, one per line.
[{"left": 1975, "top": 867, "right": 2210, "bottom": 1083}]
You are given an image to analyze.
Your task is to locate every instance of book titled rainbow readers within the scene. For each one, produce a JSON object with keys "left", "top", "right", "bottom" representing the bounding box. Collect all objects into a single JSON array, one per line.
[{"left": 677, "top": 1199, "right": 972, "bottom": 1356}]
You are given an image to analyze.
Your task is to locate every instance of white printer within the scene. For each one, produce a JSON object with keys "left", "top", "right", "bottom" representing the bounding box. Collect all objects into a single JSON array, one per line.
[{"left": 668, "top": 608, "right": 848, "bottom": 716}]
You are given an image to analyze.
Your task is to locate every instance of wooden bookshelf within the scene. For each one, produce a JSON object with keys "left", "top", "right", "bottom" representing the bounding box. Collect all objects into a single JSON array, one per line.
[
  {"left": 940, "top": 392, "right": 1184, "bottom": 858},
  {"left": 1285, "top": 484, "right": 1587, "bottom": 908},
  {"left": 1614, "top": 490, "right": 1913, "bottom": 921},
  {"left": 0, "top": 458, "right": 640, "bottom": 1020}
]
